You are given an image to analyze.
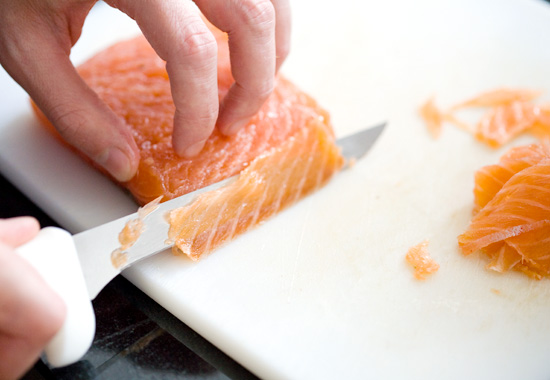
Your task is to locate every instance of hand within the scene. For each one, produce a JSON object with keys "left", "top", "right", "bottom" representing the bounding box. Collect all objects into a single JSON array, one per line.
[
  {"left": 0, "top": 217, "right": 66, "bottom": 380},
  {"left": 0, "top": 0, "right": 291, "bottom": 182}
]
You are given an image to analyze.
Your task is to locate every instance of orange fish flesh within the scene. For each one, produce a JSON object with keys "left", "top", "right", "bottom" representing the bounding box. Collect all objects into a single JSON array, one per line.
[
  {"left": 420, "top": 88, "right": 550, "bottom": 147},
  {"left": 405, "top": 240, "right": 439, "bottom": 280},
  {"left": 475, "top": 101, "right": 540, "bottom": 148},
  {"left": 458, "top": 143, "right": 550, "bottom": 279},
  {"left": 449, "top": 88, "right": 542, "bottom": 110},
  {"left": 472, "top": 143, "right": 549, "bottom": 214},
  {"left": 418, "top": 98, "right": 444, "bottom": 138},
  {"left": 33, "top": 27, "right": 341, "bottom": 207},
  {"left": 33, "top": 25, "right": 345, "bottom": 259},
  {"left": 167, "top": 119, "right": 344, "bottom": 260}
]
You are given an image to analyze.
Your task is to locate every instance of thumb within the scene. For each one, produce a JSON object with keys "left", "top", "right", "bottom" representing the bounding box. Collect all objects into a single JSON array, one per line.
[{"left": 0, "top": 217, "right": 40, "bottom": 248}]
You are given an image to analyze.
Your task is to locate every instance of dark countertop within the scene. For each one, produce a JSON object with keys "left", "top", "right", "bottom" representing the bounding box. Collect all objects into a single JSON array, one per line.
[{"left": 0, "top": 172, "right": 258, "bottom": 380}]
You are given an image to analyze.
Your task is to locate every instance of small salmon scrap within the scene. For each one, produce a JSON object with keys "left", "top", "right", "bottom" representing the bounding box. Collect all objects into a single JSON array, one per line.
[
  {"left": 419, "top": 98, "right": 444, "bottom": 138},
  {"left": 419, "top": 88, "right": 550, "bottom": 147},
  {"left": 458, "top": 143, "right": 550, "bottom": 279},
  {"left": 111, "top": 196, "right": 162, "bottom": 268},
  {"left": 405, "top": 240, "right": 439, "bottom": 280}
]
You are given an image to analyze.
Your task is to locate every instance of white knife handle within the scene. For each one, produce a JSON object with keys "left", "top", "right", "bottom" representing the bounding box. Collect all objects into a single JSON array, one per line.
[{"left": 16, "top": 227, "right": 95, "bottom": 368}]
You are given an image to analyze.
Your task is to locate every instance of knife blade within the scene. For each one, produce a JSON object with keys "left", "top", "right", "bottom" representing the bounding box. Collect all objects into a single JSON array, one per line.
[
  {"left": 15, "top": 121, "right": 385, "bottom": 367},
  {"left": 77, "top": 121, "right": 386, "bottom": 300}
]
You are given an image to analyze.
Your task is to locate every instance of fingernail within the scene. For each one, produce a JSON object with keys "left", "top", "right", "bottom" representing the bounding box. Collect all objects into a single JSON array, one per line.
[
  {"left": 182, "top": 140, "right": 206, "bottom": 158},
  {"left": 97, "top": 148, "right": 134, "bottom": 182},
  {"left": 222, "top": 118, "right": 249, "bottom": 135}
]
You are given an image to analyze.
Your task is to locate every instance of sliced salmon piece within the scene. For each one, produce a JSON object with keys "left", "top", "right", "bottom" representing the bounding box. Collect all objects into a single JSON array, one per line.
[
  {"left": 484, "top": 242, "right": 522, "bottom": 274},
  {"left": 33, "top": 27, "right": 338, "bottom": 206},
  {"left": 528, "top": 104, "right": 550, "bottom": 140},
  {"left": 449, "top": 88, "right": 542, "bottom": 110},
  {"left": 506, "top": 224, "right": 550, "bottom": 279},
  {"left": 475, "top": 101, "right": 550, "bottom": 147},
  {"left": 472, "top": 143, "right": 549, "bottom": 213},
  {"left": 420, "top": 88, "right": 550, "bottom": 147},
  {"left": 418, "top": 97, "right": 475, "bottom": 139},
  {"left": 419, "top": 98, "right": 444, "bottom": 138},
  {"left": 421, "top": 89, "right": 550, "bottom": 278},
  {"left": 475, "top": 101, "right": 539, "bottom": 148},
  {"left": 480, "top": 227, "right": 550, "bottom": 280},
  {"left": 458, "top": 150, "right": 550, "bottom": 278},
  {"left": 167, "top": 118, "right": 344, "bottom": 260}
]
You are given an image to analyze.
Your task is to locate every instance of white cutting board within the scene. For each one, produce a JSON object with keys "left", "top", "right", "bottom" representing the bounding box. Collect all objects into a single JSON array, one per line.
[{"left": 2, "top": 0, "right": 550, "bottom": 378}]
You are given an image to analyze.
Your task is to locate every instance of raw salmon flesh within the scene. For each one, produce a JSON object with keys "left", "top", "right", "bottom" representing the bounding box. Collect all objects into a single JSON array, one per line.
[
  {"left": 458, "top": 143, "right": 550, "bottom": 279},
  {"left": 405, "top": 240, "right": 439, "bottom": 280},
  {"left": 419, "top": 88, "right": 550, "bottom": 147},
  {"left": 33, "top": 24, "right": 344, "bottom": 260},
  {"left": 420, "top": 88, "right": 550, "bottom": 279}
]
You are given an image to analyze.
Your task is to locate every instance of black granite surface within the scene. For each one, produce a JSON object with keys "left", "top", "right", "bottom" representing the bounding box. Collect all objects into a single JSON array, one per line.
[{"left": 0, "top": 172, "right": 258, "bottom": 380}]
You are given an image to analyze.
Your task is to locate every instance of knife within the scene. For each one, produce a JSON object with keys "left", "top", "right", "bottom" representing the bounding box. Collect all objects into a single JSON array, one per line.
[{"left": 15, "top": 122, "right": 385, "bottom": 368}]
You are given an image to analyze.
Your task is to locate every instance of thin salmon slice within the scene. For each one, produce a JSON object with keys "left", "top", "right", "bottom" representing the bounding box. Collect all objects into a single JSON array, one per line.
[
  {"left": 33, "top": 26, "right": 339, "bottom": 206},
  {"left": 449, "top": 88, "right": 542, "bottom": 110},
  {"left": 472, "top": 143, "right": 549, "bottom": 213},
  {"left": 475, "top": 101, "right": 540, "bottom": 147},
  {"left": 458, "top": 144, "right": 550, "bottom": 278},
  {"left": 420, "top": 88, "right": 550, "bottom": 147},
  {"left": 167, "top": 118, "right": 344, "bottom": 260},
  {"left": 418, "top": 98, "right": 444, "bottom": 138}
]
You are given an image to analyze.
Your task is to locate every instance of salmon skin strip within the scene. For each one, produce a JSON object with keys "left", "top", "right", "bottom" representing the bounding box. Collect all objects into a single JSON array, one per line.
[
  {"left": 458, "top": 144, "right": 550, "bottom": 278},
  {"left": 32, "top": 26, "right": 336, "bottom": 206},
  {"left": 167, "top": 118, "right": 344, "bottom": 260}
]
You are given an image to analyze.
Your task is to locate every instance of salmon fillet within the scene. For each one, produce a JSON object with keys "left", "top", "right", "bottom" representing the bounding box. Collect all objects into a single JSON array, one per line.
[
  {"left": 33, "top": 25, "right": 345, "bottom": 259},
  {"left": 33, "top": 27, "right": 342, "bottom": 206}
]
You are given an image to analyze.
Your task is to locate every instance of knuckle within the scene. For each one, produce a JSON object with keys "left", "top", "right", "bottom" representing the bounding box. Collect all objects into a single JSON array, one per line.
[
  {"left": 176, "top": 23, "right": 217, "bottom": 61},
  {"left": 195, "top": 108, "right": 218, "bottom": 127},
  {"left": 202, "top": 104, "right": 219, "bottom": 122},
  {"left": 236, "top": 79, "right": 273, "bottom": 104},
  {"left": 47, "top": 102, "right": 87, "bottom": 140},
  {"left": 253, "top": 80, "right": 274, "bottom": 100},
  {"left": 176, "top": 103, "right": 218, "bottom": 126},
  {"left": 235, "top": 0, "right": 275, "bottom": 31}
]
